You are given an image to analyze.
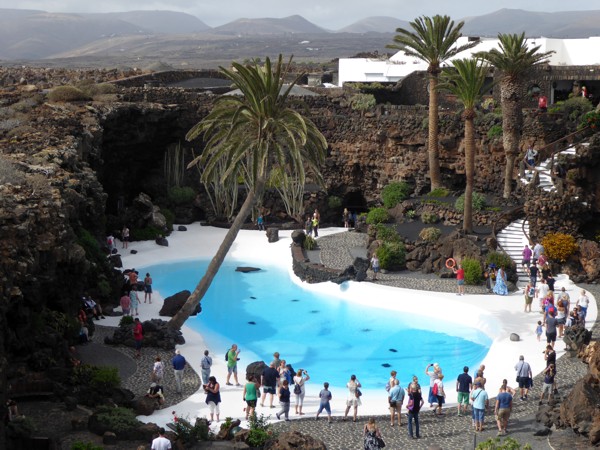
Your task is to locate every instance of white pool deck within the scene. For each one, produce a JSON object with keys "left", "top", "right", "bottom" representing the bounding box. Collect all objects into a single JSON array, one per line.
[{"left": 101, "top": 224, "right": 596, "bottom": 431}]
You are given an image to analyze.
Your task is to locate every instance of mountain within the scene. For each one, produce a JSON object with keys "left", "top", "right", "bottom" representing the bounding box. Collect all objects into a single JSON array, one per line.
[
  {"left": 95, "top": 10, "right": 210, "bottom": 34},
  {"left": 337, "top": 16, "right": 410, "bottom": 34},
  {"left": 211, "top": 15, "right": 326, "bottom": 35},
  {"left": 462, "top": 9, "right": 600, "bottom": 38}
]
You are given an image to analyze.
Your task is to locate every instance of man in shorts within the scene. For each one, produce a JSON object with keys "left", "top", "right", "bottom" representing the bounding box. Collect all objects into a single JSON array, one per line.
[
  {"left": 260, "top": 361, "right": 279, "bottom": 407},
  {"left": 495, "top": 385, "right": 513, "bottom": 435},
  {"left": 539, "top": 364, "right": 556, "bottom": 405},
  {"left": 514, "top": 355, "right": 532, "bottom": 400},
  {"left": 545, "top": 311, "right": 558, "bottom": 349},
  {"left": 456, "top": 366, "right": 472, "bottom": 416},
  {"left": 470, "top": 381, "right": 489, "bottom": 432},
  {"left": 226, "top": 344, "right": 241, "bottom": 386}
]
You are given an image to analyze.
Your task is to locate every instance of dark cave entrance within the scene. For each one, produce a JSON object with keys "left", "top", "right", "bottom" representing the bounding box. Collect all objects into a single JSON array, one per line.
[{"left": 343, "top": 191, "right": 368, "bottom": 214}]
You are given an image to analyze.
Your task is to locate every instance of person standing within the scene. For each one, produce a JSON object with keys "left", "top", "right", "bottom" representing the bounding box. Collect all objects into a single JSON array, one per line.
[
  {"left": 106, "top": 234, "right": 115, "bottom": 253},
  {"left": 529, "top": 263, "right": 539, "bottom": 289},
  {"left": 522, "top": 244, "right": 532, "bottom": 269},
  {"left": 311, "top": 213, "right": 319, "bottom": 237},
  {"left": 172, "top": 349, "right": 187, "bottom": 395},
  {"left": 524, "top": 281, "right": 534, "bottom": 313},
  {"left": 144, "top": 273, "right": 153, "bottom": 304},
  {"left": 370, "top": 254, "right": 380, "bottom": 281},
  {"left": 363, "top": 417, "right": 385, "bottom": 450},
  {"left": 204, "top": 376, "right": 221, "bottom": 422},
  {"left": 257, "top": 214, "right": 265, "bottom": 231},
  {"left": 385, "top": 370, "right": 397, "bottom": 392},
  {"left": 152, "top": 357, "right": 164, "bottom": 384},
  {"left": 532, "top": 242, "right": 544, "bottom": 265},
  {"left": 514, "top": 355, "right": 532, "bottom": 401},
  {"left": 406, "top": 382, "right": 424, "bottom": 439},
  {"left": 243, "top": 375, "right": 259, "bottom": 420},
  {"left": 275, "top": 379, "right": 291, "bottom": 421},
  {"left": 453, "top": 263, "right": 465, "bottom": 295},
  {"left": 315, "top": 382, "right": 333, "bottom": 423},
  {"left": 120, "top": 291, "right": 131, "bottom": 316},
  {"left": 344, "top": 374, "right": 362, "bottom": 422},
  {"left": 133, "top": 318, "right": 143, "bottom": 358},
  {"left": 433, "top": 374, "right": 446, "bottom": 416},
  {"left": 122, "top": 225, "right": 130, "bottom": 249},
  {"left": 271, "top": 352, "right": 281, "bottom": 369},
  {"left": 343, "top": 208, "right": 350, "bottom": 228},
  {"left": 425, "top": 363, "right": 442, "bottom": 408},
  {"left": 539, "top": 364, "right": 557, "bottom": 405},
  {"left": 200, "top": 350, "right": 212, "bottom": 385},
  {"left": 470, "top": 381, "right": 489, "bottom": 432},
  {"left": 546, "top": 311, "right": 559, "bottom": 348},
  {"left": 260, "top": 362, "right": 279, "bottom": 408},
  {"left": 293, "top": 369, "right": 310, "bottom": 415},
  {"left": 577, "top": 289, "right": 590, "bottom": 321},
  {"left": 130, "top": 288, "right": 139, "bottom": 317},
  {"left": 151, "top": 427, "right": 172, "bottom": 450},
  {"left": 495, "top": 385, "right": 513, "bottom": 435},
  {"left": 388, "top": 379, "right": 405, "bottom": 426},
  {"left": 536, "top": 278, "right": 549, "bottom": 313},
  {"left": 226, "top": 344, "right": 241, "bottom": 386},
  {"left": 493, "top": 266, "right": 508, "bottom": 296},
  {"left": 305, "top": 214, "right": 313, "bottom": 236},
  {"left": 456, "top": 366, "right": 472, "bottom": 417}
]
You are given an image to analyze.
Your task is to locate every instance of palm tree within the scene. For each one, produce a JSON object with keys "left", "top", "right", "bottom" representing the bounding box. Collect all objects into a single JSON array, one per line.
[
  {"left": 168, "top": 55, "right": 328, "bottom": 330},
  {"left": 388, "top": 15, "right": 478, "bottom": 191},
  {"left": 476, "top": 33, "right": 553, "bottom": 198},
  {"left": 439, "top": 58, "right": 490, "bottom": 232}
]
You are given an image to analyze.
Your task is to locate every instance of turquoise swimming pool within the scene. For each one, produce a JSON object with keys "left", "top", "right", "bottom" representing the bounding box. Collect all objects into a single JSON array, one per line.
[{"left": 143, "top": 259, "right": 491, "bottom": 390}]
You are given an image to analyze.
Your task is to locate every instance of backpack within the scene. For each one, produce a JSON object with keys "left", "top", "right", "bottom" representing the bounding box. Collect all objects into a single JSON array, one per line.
[
  {"left": 528, "top": 287, "right": 535, "bottom": 297},
  {"left": 432, "top": 382, "right": 439, "bottom": 396},
  {"left": 294, "top": 383, "right": 302, "bottom": 395},
  {"left": 225, "top": 350, "right": 229, "bottom": 361}
]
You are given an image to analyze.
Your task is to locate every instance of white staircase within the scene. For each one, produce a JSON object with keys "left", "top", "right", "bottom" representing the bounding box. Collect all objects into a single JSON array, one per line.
[{"left": 496, "top": 219, "right": 531, "bottom": 286}]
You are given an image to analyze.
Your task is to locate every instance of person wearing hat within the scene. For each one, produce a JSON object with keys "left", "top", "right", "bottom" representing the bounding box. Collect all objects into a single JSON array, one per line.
[
  {"left": 146, "top": 382, "right": 165, "bottom": 406},
  {"left": 470, "top": 381, "right": 489, "bottom": 432},
  {"left": 424, "top": 363, "right": 443, "bottom": 408},
  {"left": 514, "top": 355, "right": 532, "bottom": 400}
]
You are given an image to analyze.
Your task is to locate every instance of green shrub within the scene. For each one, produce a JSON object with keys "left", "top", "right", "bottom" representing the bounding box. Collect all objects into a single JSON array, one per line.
[
  {"left": 419, "top": 227, "right": 441, "bottom": 242},
  {"left": 71, "top": 441, "right": 104, "bottom": 450},
  {"left": 563, "top": 96, "right": 592, "bottom": 121},
  {"left": 581, "top": 110, "right": 600, "bottom": 131},
  {"left": 427, "top": 188, "right": 450, "bottom": 198},
  {"left": 422, "top": 199, "right": 443, "bottom": 205},
  {"left": 77, "top": 228, "right": 104, "bottom": 261},
  {"left": 349, "top": 93, "right": 376, "bottom": 111},
  {"left": 95, "top": 406, "right": 140, "bottom": 434},
  {"left": 486, "top": 251, "right": 514, "bottom": 270},
  {"left": 168, "top": 186, "right": 196, "bottom": 205},
  {"left": 541, "top": 232, "right": 578, "bottom": 263},
  {"left": 79, "top": 83, "right": 117, "bottom": 98},
  {"left": 487, "top": 124, "right": 503, "bottom": 139},
  {"left": 327, "top": 195, "right": 342, "bottom": 209},
  {"left": 421, "top": 212, "right": 438, "bottom": 224},
  {"left": 476, "top": 436, "right": 532, "bottom": 449},
  {"left": 7, "top": 417, "right": 37, "bottom": 440},
  {"left": 304, "top": 235, "right": 317, "bottom": 250},
  {"left": 381, "top": 182, "right": 411, "bottom": 208},
  {"left": 119, "top": 315, "right": 134, "bottom": 327},
  {"left": 161, "top": 208, "right": 175, "bottom": 231},
  {"left": 247, "top": 414, "right": 275, "bottom": 447},
  {"left": 173, "top": 415, "right": 210, "bottom": 445},
  {"left": 462, "top": 258, "right": 483, "bottom": 285},
  {"left": 131, "top": 226, "right": 162, "bottom": 241},
  {"left": 366, "top": 207, "right": 390, "bottom": 225},
  {"left": 375, "top": 224, "right": 401, "bottom": 243},
  {"left": 47, "top": 86, "right": 90, "bottom": 102},
  {"left": 455, "top": 192, "right": 486, "bottom": 212},
  {"left": 405, "top": 209, "right": 417, "bottom": 219},
  {"left": 376, "top": 241, "right": 406, "bottom": 270},
  {"left": 91, "top": 366, "right": 120, "bottom": 390}
]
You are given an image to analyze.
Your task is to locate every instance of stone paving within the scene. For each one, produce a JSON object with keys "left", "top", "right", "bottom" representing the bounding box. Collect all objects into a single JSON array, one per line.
[{"left": 80, "top": 230, "right": 598, "bottom": 449}]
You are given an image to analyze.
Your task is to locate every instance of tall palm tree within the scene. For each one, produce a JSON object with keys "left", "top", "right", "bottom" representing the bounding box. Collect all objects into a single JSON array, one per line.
[
  {"left": 476, "top": 33, "right": 553, "bottom": 198},
  {"left": 439, "top": 58, "right": 491, "bottom": 233},
  {"left": 168, "top": 55, "right": 328, "bottom": 330},
  {"left": 388, "top": 15, "right": 478, "bottom": 191}
]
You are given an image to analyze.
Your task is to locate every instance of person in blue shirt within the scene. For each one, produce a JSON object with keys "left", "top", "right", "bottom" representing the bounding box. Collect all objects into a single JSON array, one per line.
[
  {"left": 495, "top": 385, "right": 513, "bottom": 435},
  {"left": 470, "top": 381, "right": 489, "bottom": 432},
  {"left": 388, "top": 379, "right": 405, "bottom": 426},
  {"left": 172, "top": 349, "right": 187, "bottom": 394}
]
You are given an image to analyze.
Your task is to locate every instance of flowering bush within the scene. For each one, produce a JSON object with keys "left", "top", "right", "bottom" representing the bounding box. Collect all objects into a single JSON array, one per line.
[
  {"left": 541, "top": 232, "right": 578, "bottom": 263},
  {"left": 581, "top": 110, "right": 600, "bottom": 131}
]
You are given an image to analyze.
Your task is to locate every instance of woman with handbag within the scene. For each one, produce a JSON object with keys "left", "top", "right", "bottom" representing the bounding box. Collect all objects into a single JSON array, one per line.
[
  {"left": 344, "top": 374, "right": 362, "bottom": 422},
  {"left": 293, "top": 369, "right": 310, "bottom": 415},
  {"left": 364, "top": 417, "right": 385, "bottom": 449}
]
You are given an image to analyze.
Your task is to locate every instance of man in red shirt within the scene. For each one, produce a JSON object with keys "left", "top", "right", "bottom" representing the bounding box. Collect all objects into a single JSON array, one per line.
[
  {"left": 453, "top": 263, "right": 465, "bottom": 296},
  {"left": 133, "top": 318, "right": 143, "bottom": 358}
]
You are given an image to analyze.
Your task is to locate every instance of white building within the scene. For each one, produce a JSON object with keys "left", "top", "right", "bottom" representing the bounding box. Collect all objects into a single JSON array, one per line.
[{"left": 338, "top": 36, "right": 600, "bottom": 87}]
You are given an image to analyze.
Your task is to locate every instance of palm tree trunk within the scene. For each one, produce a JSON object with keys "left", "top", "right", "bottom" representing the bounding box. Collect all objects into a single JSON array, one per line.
[
  {"left": 167, "top": 178, "right": 265, "bottom": 330},
  {"left": 463, "top": 114, "right": 475, "bottom": 233},
  {"left": 428, "top": 74, "right": 442, "bottom": 190},
  {"left": 501, "top": 79, "right": 522, "bottom": 199}
]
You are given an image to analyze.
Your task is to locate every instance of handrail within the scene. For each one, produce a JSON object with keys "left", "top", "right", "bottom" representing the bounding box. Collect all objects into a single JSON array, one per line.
[
  {"left": 536, "top": 126, "right": 591, "bottom": 171},
  {"left": 491, "top": 205, "right": 524, "bottom": 258}
]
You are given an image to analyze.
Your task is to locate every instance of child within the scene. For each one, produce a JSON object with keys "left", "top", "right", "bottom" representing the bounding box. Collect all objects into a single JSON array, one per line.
[
  {"left": 316, "top": 381, "right": 333, "bottom": 423},
  {"left": 536, "top": 321, "right": 543, "bottom": 341}
]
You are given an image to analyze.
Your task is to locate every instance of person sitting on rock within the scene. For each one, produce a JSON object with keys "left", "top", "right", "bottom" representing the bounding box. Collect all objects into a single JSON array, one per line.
[
  {"left": 82, "top": 294, "right": 105, "bottom": 320},
  {"left": 146, "top": 382, "right": 165, "bottom": 407}
]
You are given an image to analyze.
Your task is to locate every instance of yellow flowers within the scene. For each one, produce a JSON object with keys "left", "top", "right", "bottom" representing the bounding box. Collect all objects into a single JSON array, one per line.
[{"left": 541, "top": 232, "right": 578, "bottom": 263}]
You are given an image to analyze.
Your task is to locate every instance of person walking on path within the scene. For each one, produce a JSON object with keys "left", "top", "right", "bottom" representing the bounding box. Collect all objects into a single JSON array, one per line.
[
  {"left": 406, "top": 382, "right": 424, "bottom": 439},
  {"left": 471, "top": 381, "right": 489, "bottom": 432},
  {"left": 275, "top": 379, "right": 291, "bottom": 421},
  {"left": 243, "top": 375, "right": 259, "bottom": 420},
  {"left": 456, "top": 366, "right": 472, "bottom": 416},
  {"left": 524, "top": 281, "right": 534, "bottom": 313},
  {"left": 261, "top": 362, "right": 279, "bottom": 408},
  {"left": 133, "top": 318, "right": 143, "bottom": 358},
  {"left": 315, "top": 382, "right": 333, "bottom": 423},
  {"left": 204, "top": 376, "right": 221, "bottom": 422},
  {"left": 539, "top": 364, "right": 557, "bottom": 405},
  {"left": 546, "top": 311, "right": 559, "bottom": 349},
  {"left": 370, "top": 254, "right": 380, "bottom": 281},
  {"left": 522, "top": 244, "right": 532, "bottom": 269},
  {"left": 152, "top": 356, "right": 164, "bottom": 384},
  {"left": 515, "top": 355, "right": 532, "bottom": 400},
  {"left": 144, "top": 273, "right": 153, "bottom": 304},
  {"left": 122, "top": 225, "right": 130, "bottom": 249},
  {"left": 200, "top": 350, "right": 212, "bottom": 385},
  {"left": 453, "top": 263, "right": 465, "bottom": 295},
  {"left": 293, "top": 369, "right": 310, "bottom": 415},
  {"left": 151, "top": 427, "right": 171, "bottom": 450},
  {"left": 363, "top": 417, "right": 385, "bottom": 450},
  {"left": 577, "top": 289, "right": 590, "bottom": 321},
  {"left": 172, "top": 349, "right": 187, "bottom": 395},
  {"left": 388, "top": 378, "right": 405, "bottom": 426},
  {"left": 495, "top": 385, "right": 513, "bottom": 435},
  {"left": 344, "top": 374, "right": 362, "bottom": 422},
  {"left": 226, "top": 344, "right": 241, "bottom": 386}
]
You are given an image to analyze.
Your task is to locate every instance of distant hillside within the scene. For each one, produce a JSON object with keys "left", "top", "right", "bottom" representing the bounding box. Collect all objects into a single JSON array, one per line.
[
  {"left": 95, "top": 10, "right": 210, "bottom": 34},
  {"left": 338, "top": 16, "right": 410, "bottom": 34},
  {"left": 462, "top": 9, "right": 600, "bottom": 38},
  {"left": 212, "top": 15, "right": 326, "bottom": 35}
]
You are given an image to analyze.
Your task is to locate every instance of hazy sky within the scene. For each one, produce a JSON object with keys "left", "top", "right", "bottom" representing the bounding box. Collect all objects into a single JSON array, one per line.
[{"left": 2, "top": 1, "right": 595, "bottom": 29}]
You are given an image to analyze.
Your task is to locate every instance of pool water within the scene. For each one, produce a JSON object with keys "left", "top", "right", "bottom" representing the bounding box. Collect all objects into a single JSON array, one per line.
[{"left": 144, "top": 259, "right": 491, "bottom": 390}]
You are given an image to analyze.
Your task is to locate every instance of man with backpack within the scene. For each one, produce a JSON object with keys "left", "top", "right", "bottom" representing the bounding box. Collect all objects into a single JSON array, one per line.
[{"left": 225, "top": 344, "right": 241, "bottom": 386}]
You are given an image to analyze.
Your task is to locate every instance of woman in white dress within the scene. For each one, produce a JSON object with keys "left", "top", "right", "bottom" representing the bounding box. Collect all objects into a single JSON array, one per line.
[{"left": 344, "top": 374, "right": 362, "bottom": 422}]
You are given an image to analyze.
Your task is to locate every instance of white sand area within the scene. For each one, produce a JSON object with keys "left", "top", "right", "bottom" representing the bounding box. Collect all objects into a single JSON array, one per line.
[{"left": 98, "top": 224, "right": 596, "bottom": 431}]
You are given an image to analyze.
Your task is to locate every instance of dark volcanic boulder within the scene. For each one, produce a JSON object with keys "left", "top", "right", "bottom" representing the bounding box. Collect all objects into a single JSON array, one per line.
[
  {"left": 132, "top": 396, "right": 160, "bottom": 416},
  {"left": 246, "top": 361, "right": 267, "bottom": 383},
  {"left": 160, "top": 290, "right": 198, "bottom": 317},
  {"left": 266, "top": 227, "right": 279, "bottom": 243},
  {"left": 155, "top": 236, "right": 169, "bottom": 246},
  {"left": 291, "top": 230, "right": 305, "bottom": 245},
  {"left": 564, "top": 326, "right": 592, "bottom": 356},
  {"left": 263, "top": 430, "right": 327, "bottom": 449},
  {"left": 559, "top": 373, "right": 600, "bottom": 442}
]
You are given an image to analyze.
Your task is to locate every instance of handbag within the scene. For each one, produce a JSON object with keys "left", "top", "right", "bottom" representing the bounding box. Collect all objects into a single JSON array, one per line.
[
  {"left": 516, "top": 376, "right": 520, "bottom": 383},
  {"left": 389, "top": 400, "right": 397, "bottom": 408},
  {"left": 376, "top": 436, "right": 386, "bottom": 448},
  {"left": 355, "top": 388, "right": 362, "bottom": 398}
]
